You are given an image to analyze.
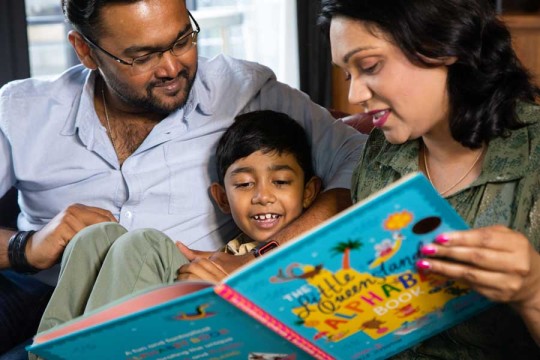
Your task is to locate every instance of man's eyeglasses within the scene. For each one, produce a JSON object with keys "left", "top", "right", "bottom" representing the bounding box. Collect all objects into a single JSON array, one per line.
[{"left": 83, "top": 11, "right": 200, "bottom": 75}]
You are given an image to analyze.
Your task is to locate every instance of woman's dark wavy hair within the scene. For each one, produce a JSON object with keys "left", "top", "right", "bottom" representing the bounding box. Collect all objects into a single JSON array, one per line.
[
  {"left": 215, "top": 110, "right": 314, "bottom": 185},
  {"left": 61, "top": 0, "right": 140, "bottom": 40},
  {"left": 319, "top": 0, "right": 540, "bottom": 148}
]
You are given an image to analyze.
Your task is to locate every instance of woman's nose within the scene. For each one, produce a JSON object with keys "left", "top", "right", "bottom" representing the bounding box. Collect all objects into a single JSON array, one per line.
[{"left": 348, "top": 77, "right": 372, "bottom": 106}]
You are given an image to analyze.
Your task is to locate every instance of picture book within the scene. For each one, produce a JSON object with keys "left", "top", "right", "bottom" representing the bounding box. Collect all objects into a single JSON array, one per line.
[{"left": 28, "top": 172, "right": 492, "bottom": 360}]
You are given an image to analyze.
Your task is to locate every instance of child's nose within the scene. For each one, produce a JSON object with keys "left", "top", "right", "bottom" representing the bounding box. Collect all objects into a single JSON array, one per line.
[{"left": 252, "top": 185, "right": 276, "bottom": 205}]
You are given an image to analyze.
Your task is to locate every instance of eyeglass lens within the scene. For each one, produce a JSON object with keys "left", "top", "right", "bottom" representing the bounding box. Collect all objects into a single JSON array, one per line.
[{"left": 131, "top": 32, "right": 197, "bottom": 74}]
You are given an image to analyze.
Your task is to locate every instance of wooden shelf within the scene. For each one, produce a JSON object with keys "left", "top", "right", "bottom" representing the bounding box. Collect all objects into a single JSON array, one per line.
[{"left": 502, "top": 12, "right": 540, "bottom": 84}]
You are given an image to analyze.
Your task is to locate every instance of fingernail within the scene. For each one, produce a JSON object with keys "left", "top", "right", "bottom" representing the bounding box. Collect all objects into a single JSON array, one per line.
[
  {"left": 435, "top": 234, "right": 450, "bottom": 244},
  {"left": 420, "top": 244, "right": 437, "bottom": 255},
  {"left": 416, "top": 259, "right": 432, "bottom": 270}
]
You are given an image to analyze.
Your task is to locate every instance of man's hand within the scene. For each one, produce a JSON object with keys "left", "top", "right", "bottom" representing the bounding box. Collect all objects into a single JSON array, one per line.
[
  {"left": 25, "top": 204, "right": 117, "bottom": 270},
  {"left": 176, "top": 242, "right": 254, "bottom": 282}
]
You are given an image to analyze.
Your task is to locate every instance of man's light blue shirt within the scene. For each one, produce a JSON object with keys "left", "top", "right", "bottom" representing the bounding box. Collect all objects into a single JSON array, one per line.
[{"left": 0, "top": 55, "right": 365, "bottom": 281}]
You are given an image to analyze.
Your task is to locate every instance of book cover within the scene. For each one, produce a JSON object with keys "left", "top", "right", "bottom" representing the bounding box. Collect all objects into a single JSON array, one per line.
[
  {"left": 28, "top": 172, "right": 491, "bottom": 360},
  {"left": 28, "top": 281, "right": 309, "bottom": 360},
  {"left": 218, "top": 172, "right": 492, "bottom": 360}
]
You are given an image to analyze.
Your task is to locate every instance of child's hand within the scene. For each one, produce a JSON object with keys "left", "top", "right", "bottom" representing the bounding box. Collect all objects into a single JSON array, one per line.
[
  {"left": 176, "top": 257, "right": 228, "bottom": 283},
  {"left": 175, "top": 242, "right": 254, "bottom": 283}
]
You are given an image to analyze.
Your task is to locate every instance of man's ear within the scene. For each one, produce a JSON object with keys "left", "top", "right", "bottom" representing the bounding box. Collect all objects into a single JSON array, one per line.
[
  {"left": 302, "top": 176, "right": 322, "bottom": 209},
  {"left": 210, "top": 182, "right": 231, "bottom": 214},
  {"left": 68, "top": 30, "right": 99, "bottom": 70}
]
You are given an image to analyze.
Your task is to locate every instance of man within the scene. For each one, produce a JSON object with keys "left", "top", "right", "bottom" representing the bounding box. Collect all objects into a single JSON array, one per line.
[{"left": 0, "top": 0, "right": 364, "bottom": 357}]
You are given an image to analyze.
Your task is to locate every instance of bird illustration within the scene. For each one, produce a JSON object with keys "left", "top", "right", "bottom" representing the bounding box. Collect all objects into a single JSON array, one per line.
[{"left": 368, "top": 233, "right": 404, "bottom": 269}]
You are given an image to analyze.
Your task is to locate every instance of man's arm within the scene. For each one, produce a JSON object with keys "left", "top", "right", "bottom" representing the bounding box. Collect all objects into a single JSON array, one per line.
[
  {"left": 267, "top": 188, "right": 351, "bottom": 245},
  {"left": 0, "top": 204, "right": 117, "bottom": 271},
  {"left": 178, "top": 188, "right": 352, "bottom": 279},
  {"left": 0, "top": 228, "right": 17, "bottom": 268}
]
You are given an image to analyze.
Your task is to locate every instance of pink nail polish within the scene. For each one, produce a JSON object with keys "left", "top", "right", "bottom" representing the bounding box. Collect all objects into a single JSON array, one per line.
[
  {"left": 435, "top": 234, "right": 450, "bottom": 244},
  {"left": 420, "top": 245, "right": 437, "bottom": 255},
  {"left": 416, "top": 259, "right": 432, "bottom": 270}
]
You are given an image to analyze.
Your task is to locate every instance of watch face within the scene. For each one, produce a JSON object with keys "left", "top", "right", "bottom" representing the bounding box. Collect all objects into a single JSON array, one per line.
[
  {"left": 258, "top": 241, "right": 279, "bottom": 255},
  {"left": 252, "top": 240, "right": 279, "bottom": 257}
]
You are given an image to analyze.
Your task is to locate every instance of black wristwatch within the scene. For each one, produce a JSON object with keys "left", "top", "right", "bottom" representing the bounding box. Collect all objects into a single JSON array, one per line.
[{"left": 250, "top": 240, "right": 279, "bottom": 257}]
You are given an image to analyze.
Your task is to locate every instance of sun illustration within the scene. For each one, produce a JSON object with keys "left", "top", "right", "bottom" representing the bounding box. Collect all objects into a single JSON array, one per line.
[{"left": 384, "top": 210, "right": 413, "bottom": 231}]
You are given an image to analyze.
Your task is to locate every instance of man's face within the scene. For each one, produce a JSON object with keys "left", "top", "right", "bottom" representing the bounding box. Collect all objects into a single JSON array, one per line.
[{"left": 93, "top": 0, "right": 197, "bottom": 115}]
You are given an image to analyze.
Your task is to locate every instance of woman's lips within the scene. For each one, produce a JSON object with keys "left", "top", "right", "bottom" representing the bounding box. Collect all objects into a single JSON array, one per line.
[{"left": 366, "top": 109, "right": 391, "bottom": 128}]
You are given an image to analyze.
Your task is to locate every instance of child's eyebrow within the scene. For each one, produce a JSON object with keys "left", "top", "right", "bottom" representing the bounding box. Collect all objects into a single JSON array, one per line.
[
  {"left": 229, "top": 167, "right": 254, "bottom": 176},
  {"left": 229, "top": 164, "right": 297, "bottom": 176},
  {"left": 269, "top": 164, "right": 295, "bottom": 172}
]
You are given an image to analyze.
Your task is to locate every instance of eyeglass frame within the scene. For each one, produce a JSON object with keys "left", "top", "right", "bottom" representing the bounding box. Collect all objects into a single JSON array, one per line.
[{"left": 81, "top": 11, "right": 200, "bottom": 71}]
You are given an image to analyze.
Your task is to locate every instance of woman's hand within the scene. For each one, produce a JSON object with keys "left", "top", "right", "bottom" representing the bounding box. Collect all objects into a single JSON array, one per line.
[
  {"left": 418, "top": 224, "right": 540, "bottom": 343},
  {"left": 418, "top": 225, "right": 539, "bottom": 303}
]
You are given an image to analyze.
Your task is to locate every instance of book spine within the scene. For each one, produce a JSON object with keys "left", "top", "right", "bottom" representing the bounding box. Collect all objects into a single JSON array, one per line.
[{"left": 215, "top": 284, "right": 334, "bottom": 360}]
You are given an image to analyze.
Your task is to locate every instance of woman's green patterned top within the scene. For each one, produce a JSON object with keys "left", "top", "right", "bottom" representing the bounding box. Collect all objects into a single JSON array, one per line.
[{"left": 351, "top": 101, "right": 540, "bottom": 359}]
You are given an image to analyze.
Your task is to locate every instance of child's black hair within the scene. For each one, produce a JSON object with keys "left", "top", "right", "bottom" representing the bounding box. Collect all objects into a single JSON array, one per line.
[{"left": 216, "top": 110, "right": 314, "bottom": 184}]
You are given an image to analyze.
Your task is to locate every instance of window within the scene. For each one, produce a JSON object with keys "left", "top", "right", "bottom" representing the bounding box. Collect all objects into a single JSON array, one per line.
[
  {"left": 25, "top": 0, "right": 76, "bottom": 77},
  {"left": 195, "top": 0, "right": 299, "bottom": 88},
  {"left": 23, "top": 0, "right": 299, "bottom": 87}
]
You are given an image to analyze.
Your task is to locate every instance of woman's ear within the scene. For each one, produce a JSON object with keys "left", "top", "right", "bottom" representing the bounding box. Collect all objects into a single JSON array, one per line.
[
  {"left": 68, "top": 30, "right": 99, "bottom": 70},
  {"left": 417, "top": 53, "right": 457, "bottom": 66},
  {"left": 210, "top": 183, "right": 231, "bottom": 214},
  {"left": 302, "top": 176, "right": 322, "bottom": 209}
]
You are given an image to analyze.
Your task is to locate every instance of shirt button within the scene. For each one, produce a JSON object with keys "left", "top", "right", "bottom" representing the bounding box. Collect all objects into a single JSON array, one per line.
[{"left": 125, "top": 211, "right": 132, "bottom": 218}]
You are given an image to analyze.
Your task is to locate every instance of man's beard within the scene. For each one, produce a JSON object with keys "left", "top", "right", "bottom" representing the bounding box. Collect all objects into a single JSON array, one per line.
[{"left": 105, "top": 66, "right": 197, "bottom": 116}]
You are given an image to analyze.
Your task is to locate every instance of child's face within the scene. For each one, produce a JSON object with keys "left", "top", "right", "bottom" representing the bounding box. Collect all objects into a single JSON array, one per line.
[{"left": 212, "top": 150, "right": 319, "bottom": 242}]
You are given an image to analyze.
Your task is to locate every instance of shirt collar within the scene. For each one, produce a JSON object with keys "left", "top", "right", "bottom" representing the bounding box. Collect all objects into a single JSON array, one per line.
[
  {"left": 61, "top": 64, "right": 215, "bottom": 137},
  {"left": 61, "top": 68, "right": 95, "bottom": 136},
  {"left": 186, "top": 66, "right": 213, "bottom": 118},
  {"left": 375, "top": 138, "right": 421, "bottom": 177}
]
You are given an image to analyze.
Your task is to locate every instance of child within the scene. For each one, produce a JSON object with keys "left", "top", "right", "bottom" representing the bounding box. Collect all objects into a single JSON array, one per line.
[{"left": 34, "top": 110, "right": 321, "bottom": 337}]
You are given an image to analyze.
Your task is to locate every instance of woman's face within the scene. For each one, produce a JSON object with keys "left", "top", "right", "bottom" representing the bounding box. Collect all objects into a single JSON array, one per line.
[{"left": 330, "top": 16, "right": 452, "bottom": 144}]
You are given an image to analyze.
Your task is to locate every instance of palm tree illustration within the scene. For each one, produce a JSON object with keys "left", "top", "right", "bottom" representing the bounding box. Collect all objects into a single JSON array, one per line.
[{"left": 332, "top": 239, "right": 363, "bottom": 269}]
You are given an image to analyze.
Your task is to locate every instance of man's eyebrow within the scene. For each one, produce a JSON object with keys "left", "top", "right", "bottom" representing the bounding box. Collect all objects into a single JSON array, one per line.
[
  {"left": 342, "top": 46, "right": 377, "bottom": 64},
  {"left": 123, "top": 23, "right": 191, "bottom": 55}
]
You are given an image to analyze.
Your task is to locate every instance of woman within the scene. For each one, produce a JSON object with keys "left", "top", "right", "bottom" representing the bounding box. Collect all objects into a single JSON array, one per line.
[{"left": 320, "top": 0, "right": 540, "bottom": 358}]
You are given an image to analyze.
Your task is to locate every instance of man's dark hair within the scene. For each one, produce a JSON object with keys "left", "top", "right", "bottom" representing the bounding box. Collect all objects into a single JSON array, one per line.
[
  {"left": 319, "top": 0, "right": 540, "bottom": 148},
  {"left": 62, "top": 0, "right": 141, "bottom": 40},
  {"left": 215, "top": 110, "right": 314, "bottom": 185}
]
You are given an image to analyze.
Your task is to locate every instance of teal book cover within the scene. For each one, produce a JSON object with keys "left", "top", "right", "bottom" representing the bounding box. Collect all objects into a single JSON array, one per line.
[
  {"left": 217, "top": 172, "right": 492, "bottom": 359},
  {"left": 27, "top": 281, "right": 310, "bottom": 360},
  {"left": 28, "top": 173, "right": 491, "bottom": 360}
]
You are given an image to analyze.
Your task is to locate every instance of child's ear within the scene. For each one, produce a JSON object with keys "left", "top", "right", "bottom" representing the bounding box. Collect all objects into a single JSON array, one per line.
[
  {"left": 210, "top": 182, "right": 231, "bottom": 214},
  {"left": 302, "top": 176, "right": 322, "bottom": 209}
]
